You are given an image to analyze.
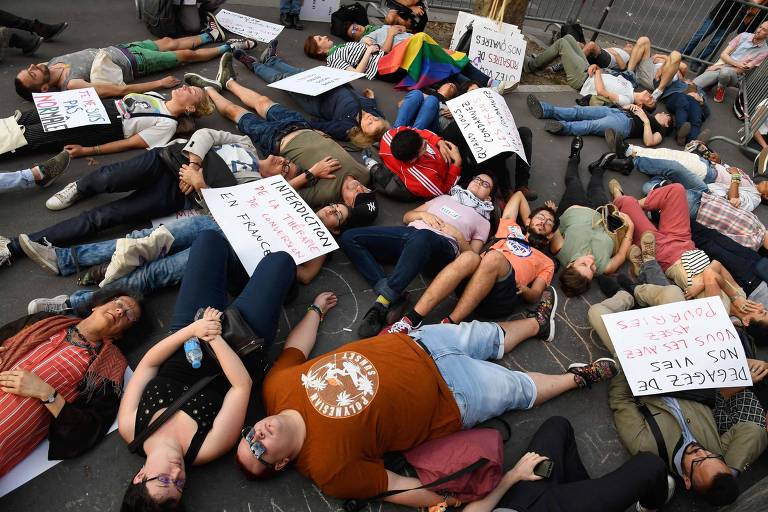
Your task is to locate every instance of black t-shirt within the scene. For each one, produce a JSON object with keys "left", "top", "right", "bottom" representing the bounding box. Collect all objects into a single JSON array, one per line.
[{"left": 627, "top": 111, "right": 664, "bottom": 139}]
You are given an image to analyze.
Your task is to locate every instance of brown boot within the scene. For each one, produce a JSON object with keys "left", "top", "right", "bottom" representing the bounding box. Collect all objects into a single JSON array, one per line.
[
  {"left": 640, "top": 231, "right": 657, "bottom": 263},
  {"left": 629, "top": 245, "right": 642, "bottom": 277}
]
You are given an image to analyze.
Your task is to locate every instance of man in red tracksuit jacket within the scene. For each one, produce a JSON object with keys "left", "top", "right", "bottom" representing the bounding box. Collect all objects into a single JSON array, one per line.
[{"left": 379, "top": 126, "right": 462, "bottom": 199}]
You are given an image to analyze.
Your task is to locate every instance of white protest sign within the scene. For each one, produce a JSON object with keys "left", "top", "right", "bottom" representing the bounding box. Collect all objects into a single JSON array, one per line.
[
  {"left": 449, "top": 12, "right": 521, "bottom": 50},
  {"left": 447, "top": 88, "right": 528, "bottom": 164},
  {"left": 602, "top": 297, "right": 752, "bottom": 396},
  {"left": 215, "top": 9, "right": 283, "bottom": 43},
  {"left": 202, "top": 177, "right": 338, "bottom": 274},
  {"left": 268, "top": 66, "right": 365, "bottom": 96},
  {"left": 300, "top": 0, "right": 340, "bottom": 22},
  {"left": 32, "top": 87, "right": 110, "bottom": 132}
]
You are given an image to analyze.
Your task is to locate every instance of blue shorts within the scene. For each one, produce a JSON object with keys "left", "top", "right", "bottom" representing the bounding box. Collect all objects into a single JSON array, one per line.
[
  {"left": 236, "top": 104, "right": 309, "bottom": 156},
  {"left": 411, "top": 321, "right": 537, "bottom": 428}
]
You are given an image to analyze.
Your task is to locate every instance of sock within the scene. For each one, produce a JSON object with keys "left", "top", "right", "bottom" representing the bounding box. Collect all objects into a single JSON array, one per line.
[
  {"left": 375, "top": 295, "right": 390, "bottom": 307},
  {"left": 199, "top": 32, "right": 214, "bottom": 45},
  {"left": 405, "top": 310, "right": 423, "bottom": 326},
  {"left": 624, "top": 145, "right": 633, "bottom": 157},
  {"left": 218, "top": 44, "right": 230, "bottom": 54}
]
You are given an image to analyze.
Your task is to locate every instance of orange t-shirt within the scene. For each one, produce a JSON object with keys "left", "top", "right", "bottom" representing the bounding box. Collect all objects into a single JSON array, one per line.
[
  {"left": 262, "top": 333, "right": 462, "bottom": 499},
  {"left": 490, "top": 219, "right": 555, "bottom": 286}
]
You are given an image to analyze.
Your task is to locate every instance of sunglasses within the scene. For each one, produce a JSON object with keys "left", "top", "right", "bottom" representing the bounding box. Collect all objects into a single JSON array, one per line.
[
  {"left": 241, "top": 427, "right": 276, "bottom": 470},
  {"left": 145, "top": 473, "right": 185, "bottom": 491}
]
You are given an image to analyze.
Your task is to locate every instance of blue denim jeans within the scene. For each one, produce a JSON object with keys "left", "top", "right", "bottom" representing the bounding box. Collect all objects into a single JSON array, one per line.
[
  {"left": 680, "top": 17, "right": 732, "bottom": 62},
  {"left": 636, "top": 157, "right": 717, "bottom": 217},
  {"left": 237, "top": 104, "right": 309, "bottom": 156},
  {"left": 66, "top": 216, "right": 220, "bottom": 309},
  {"left": 664, "top": 93, "right": 708, "bottom": 144},
  {"left": 339, "top": 226, "right": 457, "bottom": 302},
  {"left": 0, "top": 169, "right": 34, "bottom": 192},
  {"left": 411, "top": 321, "right": 537, "bottom": 428},
  {"left": 279, "top": 0, "right": 301, "bottom": 14},
  {"left": 394, "top": 90, "right": 440, "bottom": 131},
  {"left": 540, "top": 102, "right": 633, "bottom": 137}
]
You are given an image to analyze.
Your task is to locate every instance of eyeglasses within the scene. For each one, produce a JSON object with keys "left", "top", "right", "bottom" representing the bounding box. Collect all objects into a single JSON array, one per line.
[
  {"left": 532, "top": 211, "right": 555, "bottom": 228},
  {"left": 144, "top": 474, "right": 185, "bottom": 491},
  {"left": 280, "top": 159, "right": 293, "bottom": 178},
  {"left": 471, "top": 176, "right": 492, "bottom": 189},
  {"left": 327, "top": 204, "right": 345, "bottom": 227},
  {"left": 241, "top": 427, "right": 276, "bottom": 470},
  {"left": 112, "top": 298, "right": 138, "bottom": 322},
  {"left": 686, "top": 443, "right": 725, "bottom": 484}
]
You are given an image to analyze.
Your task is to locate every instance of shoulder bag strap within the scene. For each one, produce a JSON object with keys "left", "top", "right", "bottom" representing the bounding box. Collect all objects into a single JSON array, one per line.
[
  {"left": 125, "top": 112, "right": 179, "bottom": 121},
  {"left": 127, "top": 373, "right": 218, "bottom": 453},
  {"left": 635, "top": 400, "right": 670, "bottom": 466}
]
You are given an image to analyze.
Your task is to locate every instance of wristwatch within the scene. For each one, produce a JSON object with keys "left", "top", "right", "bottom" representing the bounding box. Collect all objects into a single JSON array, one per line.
[
  {"left": 41, "top": 389, "right": 58, "bottom": 404},
  {"left": 303, "top": 169, "right": 318, "bottom": 187}
]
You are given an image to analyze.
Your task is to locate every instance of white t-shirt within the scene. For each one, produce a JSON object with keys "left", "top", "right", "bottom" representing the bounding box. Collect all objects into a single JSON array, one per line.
[
  {"left": 580, "top": 73, "right": 635, "bottom": 106},
  {"left": 116, "top": 93, "right": 178, "bottom": 148}
]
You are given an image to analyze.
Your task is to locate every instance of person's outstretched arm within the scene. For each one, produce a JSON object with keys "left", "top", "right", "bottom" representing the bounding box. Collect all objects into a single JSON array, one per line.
[
  {"left": 283, "top": 292, "right": 337, "bottom": 357},
  {"left": 67, "top": 77, "right": 180, "bottom": 98}
]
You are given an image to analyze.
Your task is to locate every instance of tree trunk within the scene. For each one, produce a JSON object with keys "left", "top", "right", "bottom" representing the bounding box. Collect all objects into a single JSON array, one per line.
[{"left": 473, "top": 0, "right": 530, "bottom": 28}]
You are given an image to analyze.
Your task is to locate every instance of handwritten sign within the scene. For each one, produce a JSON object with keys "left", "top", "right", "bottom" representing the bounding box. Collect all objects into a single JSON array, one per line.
[
  {"left": 202, "top": 176, "right": 338, "bottom": 274},
  {"left": 300, "top": 0, "right": 340, "bottom": 22},
  {"left": 215, "top": 9, "right": 283, "bottom": 43},
  {"left": 602, "top": 297, "right": 752, "bottom": 396},
  {"left": 32, "top": 87, "right": 109, "bottom": 132},
  {"left": 450, "top": 13, "right": 525, "bottom": 85},
  {"left": 268, "top": 66, "right": 365, "bottom": 96},
  {"left": 446, "top": 88, "right": 528, "bottom": 164}
]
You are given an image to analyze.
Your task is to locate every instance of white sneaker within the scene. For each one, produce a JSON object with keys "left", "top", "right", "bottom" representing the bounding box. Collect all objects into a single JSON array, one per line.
[
  {"left": 490, "top": 79, "right": 514, "bottom": 95},
  {"left": 0, "top": 235, "right": 11, "bottom": 266},
  {"left": 46, "top": 182, "right": 81, "bottom": 211},
  {"left": 28, "top": 294, "right": 70, "bottom": 314}
]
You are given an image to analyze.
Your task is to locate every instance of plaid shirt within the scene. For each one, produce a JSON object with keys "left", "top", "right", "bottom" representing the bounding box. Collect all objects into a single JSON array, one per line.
[{"left": 696, "top": 193, "right": 766, "bottom": 250}]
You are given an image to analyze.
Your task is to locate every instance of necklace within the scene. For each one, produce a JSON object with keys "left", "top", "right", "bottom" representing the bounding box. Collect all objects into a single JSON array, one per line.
[{"left": 65, "top": 325, "right": 100, "bottom": 356}]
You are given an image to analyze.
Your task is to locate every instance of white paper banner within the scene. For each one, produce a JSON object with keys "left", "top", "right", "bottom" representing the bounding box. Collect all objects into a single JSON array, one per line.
[
  {"left": 0, "top": 368, "right": 132, "bottom": 498},
  {"left": 32, "top": 87, "right": 110, "bottom": 133},
  {"left": 202, "top": 177, "right": 338, "bottom": 274},
  {"left": 300, "top": 0, "right": 340, "bottom": 22},
  {"left": 602, "top": 297, "right": 752, "bottom": 396},
  {"left": 268, "top": 66, "right": 365, "bottom": 96},
  {"left": 449, "top": 12, "right": 521, "bottom": 50},
  {"left": 446, "top": 88, "right": 528, "bottom": 164},
  {"left": 215, "top": 9, "right": 284, "bottom": 43}
]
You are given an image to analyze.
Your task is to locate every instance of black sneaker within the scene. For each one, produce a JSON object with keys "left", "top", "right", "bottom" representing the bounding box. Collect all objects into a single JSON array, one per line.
[
  {"left": 358, "top": 303, "right": 388, "bottom": 338},
  {"left": 260, "top": 39, "right": 279, "bottom": 64},
  {"left": 588, "top": 152, "right": 616, "bottom": 172},
  {"left": 291, "top": 13, "right": 304, "bottom": 30},
  {"left": 21, "top": 35, "right": 43, "bottom": 55},
  {"left": 569, "top": 136, "right": 583, "bottom": 161},
  {"left": 568, "top": 358, "right": 619, "bottom": 389},
  {"left": 528, "top": 286, "right": 558, "bottom": 342},
  {"left": 37, "top": 150, "right": 70, "bottom": 188},
  {"left": 676, "top": 122, "right": 692, "bottom": 146},
  {"left": 613, "top": 130, "right": 629, "bottom": 157},
  {"left": 279, "top": 12, "right": 295, "bottom": 28},
  {"left": 37, "top": 21, "right": 69, "bottom": 41},
  {"left": 527, "top": 94, "right": 544, "bottom": 119},
  {"left": 544, "top": 120, "right": 564, "bottom": 134}
]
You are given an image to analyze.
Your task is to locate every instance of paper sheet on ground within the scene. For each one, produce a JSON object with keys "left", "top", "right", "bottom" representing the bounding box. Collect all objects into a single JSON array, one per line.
[
  {"left": 215, "top": 9, "right": 283, "bottom": 42},
  {"left": 300, "top": 0, "right": 340, "bottom": 22},
  {"left": 32, "top": 88, "right": 110, "bottom": 132},
  {"left": 202, "top": 177, "right": 338, "bottom": 274},
  {"left": 602, "top": 297, "right": 752, "bottom": 396},
  {"left": 0, "top": 367, "right": 133, "bottom": 498},
  {"left": 446, "top": 88, "right": 528, "bottom": 164},
  {"left": 268, "top": 66, "right": 365, "bottom": 96}
]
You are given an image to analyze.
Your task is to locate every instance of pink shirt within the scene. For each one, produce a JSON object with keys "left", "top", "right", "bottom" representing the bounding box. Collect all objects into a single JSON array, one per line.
[{"left": 409, "top": 195, "right": 491, "bottom": 254}]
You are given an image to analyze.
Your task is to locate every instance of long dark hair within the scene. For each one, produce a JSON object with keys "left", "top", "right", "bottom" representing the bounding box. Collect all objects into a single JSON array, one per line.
[{"left": 121, "top": 481, "right": 185, "bottom": 512}]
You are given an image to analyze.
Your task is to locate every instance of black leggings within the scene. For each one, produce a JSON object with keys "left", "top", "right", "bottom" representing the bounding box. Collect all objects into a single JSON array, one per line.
[
  {"left": 5, "top": 102, "right": 124, "bottom": 158},
  {"left": 557, "top": 158, "right": 610, "bottom": 215},
  {"left": 499, "top": 417, "right": 669, "bottom": 512}
]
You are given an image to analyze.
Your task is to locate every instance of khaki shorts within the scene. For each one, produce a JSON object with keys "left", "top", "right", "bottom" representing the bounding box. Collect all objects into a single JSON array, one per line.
[{"left": 635, "top": 57, "right": 656, "bottom": 91}]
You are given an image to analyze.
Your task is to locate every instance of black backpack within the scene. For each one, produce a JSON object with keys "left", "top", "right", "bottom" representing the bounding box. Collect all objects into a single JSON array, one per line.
[
  {"left": 560, "top": 22, "right": 586, "bottom": 44},
  {"left": 331, "top": 3, "right": 369, "bottom": 41},
  {"left": 137, "top": 0, "right": 183, "bottom": 38}
]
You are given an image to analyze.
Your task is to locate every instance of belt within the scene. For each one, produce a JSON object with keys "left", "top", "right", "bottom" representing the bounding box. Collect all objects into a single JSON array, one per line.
[{"left": 411, "top": 336, "right": 432, "bottom": 356}]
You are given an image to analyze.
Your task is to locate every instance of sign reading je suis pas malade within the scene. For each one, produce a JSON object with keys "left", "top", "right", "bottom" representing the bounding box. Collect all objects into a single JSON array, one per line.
[
  {"left": 201, "top": 177, "right": 338, "bottom": 275},
  {"left": 602, "top": 297, "right": 752, "bottom": 396},
  {"left": 300, "top": 0, "right": 340, "bottom": 22},
  {"left": 446, "top": 88, "right": 528, "bottom": 164},
  {"left": 32, "top": 87, "right": 110, "bottom": 132},
  {"left": 450, "top": 12, "right": 526, "bottom": 85},
  {"left": 215, "top": 9, "right": 284, "bottom": 43}
]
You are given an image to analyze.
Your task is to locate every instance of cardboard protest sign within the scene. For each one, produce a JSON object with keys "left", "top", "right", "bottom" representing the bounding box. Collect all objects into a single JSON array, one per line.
[
  {"left": 449, "top": 12, "right": 526, "bottom": 85},
  {"left": 202, "top": 177, "right": 338, "bottom": 274},
  {"left": 446, "top": 88, "right": 528, "bottom": 164},
  {"left": 602, "top": 297, "right": 752, "bottom": 396},
  {"left": 268, "top": 66, "right": 365, "bottom": 96},
  {"left": 32, "top": 87, "right": 110, "bottom": 132},
  {"left": 216, "top": 9, "right": 283, "bottom": 42},
  {"left": 300, "top": 0, "right": 340, "bottom": 22}
]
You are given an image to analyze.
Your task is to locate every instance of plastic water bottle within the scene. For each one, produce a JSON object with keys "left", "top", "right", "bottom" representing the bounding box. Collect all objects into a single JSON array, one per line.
[
  {"left": 184, "top": 308, "right": 206, "bottom": 369},
  {"left": 184, "top": 339, "right": 203, "bottom": 369}
]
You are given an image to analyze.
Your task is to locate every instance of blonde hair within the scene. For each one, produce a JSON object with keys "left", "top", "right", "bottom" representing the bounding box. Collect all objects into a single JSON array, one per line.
[
  {"left": 347, "top": 119, "right": 391, "bottom": 149},
  {"left": 191, "top": 90, "right": 215, "bottom": 118}
]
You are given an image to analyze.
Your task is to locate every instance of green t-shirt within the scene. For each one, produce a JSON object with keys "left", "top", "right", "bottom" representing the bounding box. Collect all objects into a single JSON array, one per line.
[
  {"left": 280, "top": 130, "right": 369, "bottom": 209},
  {"left": 555, "top": 206, "right": 614, "bottom": 273}
]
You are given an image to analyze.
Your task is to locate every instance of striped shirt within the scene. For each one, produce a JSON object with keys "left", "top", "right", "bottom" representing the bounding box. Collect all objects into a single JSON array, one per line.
[
  {"left": 0, "top": 330, "right": 92, "bottom": 477},
  {"left": 681, "top": 249, "right": 711, "bottom": 287},
  {"left": 696, "top": 193, "right": 766, "bottom": 251},
  {"left": 326, "top": 42, "right": 382, "bottom": 80}
]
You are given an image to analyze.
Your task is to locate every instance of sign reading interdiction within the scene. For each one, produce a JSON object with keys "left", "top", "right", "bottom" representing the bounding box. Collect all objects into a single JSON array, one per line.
[
  {"left": 602, "top": 297, "right": 752, "bottom": 396},
  {"left": 202, "top": 177, "right": 338, "bottom": 275},
  {"left": 32, "top": 87, "right": 110, "bottom": 132}
]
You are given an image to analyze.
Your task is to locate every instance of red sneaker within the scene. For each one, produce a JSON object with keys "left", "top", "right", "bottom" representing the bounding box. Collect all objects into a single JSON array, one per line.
[
  {"left": 381, "top": 316, "right": 417, "bottom": 335},
  {"left": 714, "top": 86, "right": 726, "bottom": 103}
]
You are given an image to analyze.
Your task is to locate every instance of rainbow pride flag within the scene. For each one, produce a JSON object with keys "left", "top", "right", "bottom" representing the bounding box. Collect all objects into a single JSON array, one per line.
[{"left": 377, "top": 33, "right": 470, "bottom": 90}]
